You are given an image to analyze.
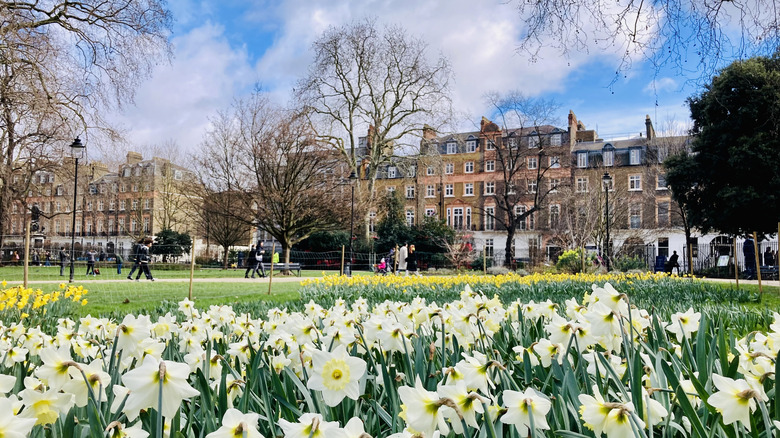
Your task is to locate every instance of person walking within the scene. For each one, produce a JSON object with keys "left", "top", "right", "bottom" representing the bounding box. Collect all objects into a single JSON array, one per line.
[
  {"left": 85, "top": 250, "right": 96, "bottom": 276},
  {"left": 58, "top": 246, "right": 69, "bottom": 276},
  {"left": 135, "top": 238, "right": 155, "bottom": 281},
  {"left": 406, "top": 244, "right": 421, "bottom": 276},
  {"left": 252, "top": 241, "right": 266, "bottom": 278},
  {"left": 115, "top": 252, "right": 124, "bottom": 275},
  {"left": 244, "top": 245, "right": 256, "bottom": 278},
  {"left": 397, "top": 243, "right": 408, "bottom": 276},
  {"left": 127, "top": 239, "right": 143, "bottom": 280}
]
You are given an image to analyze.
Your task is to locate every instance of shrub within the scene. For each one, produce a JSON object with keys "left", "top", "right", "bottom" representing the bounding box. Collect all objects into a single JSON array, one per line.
[
  {"left": 555, "top": 248, "right": 597, "bottom": 273},
  {"left": 613, "top": 255, "right": 649, "bottom": 272}
]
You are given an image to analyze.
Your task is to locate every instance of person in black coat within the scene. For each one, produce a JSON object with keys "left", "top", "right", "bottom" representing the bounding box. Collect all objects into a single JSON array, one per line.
[
  {"left": 127, "top": 239, "right": 143, "bottom": 280},
  {"left": 134, "top": 238, "right": 155, "bottom": 281},
  {"left": 665, "top": 250, "right": 680, "bottom": 274},
  {"left": 244, "top": 245, "right": 256, "bottom": 278},
  {"left": 406, "top": 244, "right": 421, "bottom": 276}
]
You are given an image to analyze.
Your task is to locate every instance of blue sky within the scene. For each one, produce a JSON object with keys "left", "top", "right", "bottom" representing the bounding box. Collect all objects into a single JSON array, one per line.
[{"left": 112, "top": 0, "right": 712, "bottom": 154}]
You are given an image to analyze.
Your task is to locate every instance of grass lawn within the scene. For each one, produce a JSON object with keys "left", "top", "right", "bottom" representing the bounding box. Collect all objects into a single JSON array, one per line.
[{"left": 18, "top": 280, "right": 303, "bottom": 316}]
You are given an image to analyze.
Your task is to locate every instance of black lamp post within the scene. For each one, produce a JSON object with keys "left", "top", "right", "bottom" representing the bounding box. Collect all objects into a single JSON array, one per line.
[
  {"left": 602, "top": 171, "right": 612, "bottom": 272},
  {"left": 347, "top": 170, "right": 357, "bottom": 276},
  {"left": 69, "top": 138, "right": 85, "bottom": 283}
]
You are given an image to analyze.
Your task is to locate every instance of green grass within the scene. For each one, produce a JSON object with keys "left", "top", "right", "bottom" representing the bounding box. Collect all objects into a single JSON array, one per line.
[
  {"left": 15, "top": 280, "right": 302, "bottom": 318},
  {"left": 704, "top": 281, "right": 780, "bottom": 309}
]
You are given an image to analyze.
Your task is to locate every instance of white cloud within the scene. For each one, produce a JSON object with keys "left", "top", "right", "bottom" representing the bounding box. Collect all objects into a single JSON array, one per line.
[
  {"left": 644, "top": 77, "right": 678, "bottom": 94},
  {"left": 107, "top": 0, "right": 691, "bottom": 156},
  {"left": 110, "top": 22, "right": 255, "bottom": 152}
]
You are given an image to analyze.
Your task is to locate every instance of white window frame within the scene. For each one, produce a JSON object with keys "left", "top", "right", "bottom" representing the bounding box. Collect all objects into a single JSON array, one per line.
[
  {"left": 657, "top": 174, "right": 667, "bottom": 190},
  {"left": 549, "top": 178, "right": 560, "bottom": 193},
  {"left": 386, "top": 186, "right": 396, "bottom": 193},
  {"left": 426, "top": 185, "right": 435, "bottom": 198},
  {"left": 550, "top": 134, "right": 562, "bottom": 147},
  {"left": 577, "top": 152, "right": 588, "bottom": 168},
  {"left": 486, "top": 140, "right": 495, "bottom": 150},
  {"left": 629, "top": 175, "right": 642, "bottom": 191},
  {"left": 527, "top": 157, "right": 538, "bottom": 170},
  {"left": 466, "top": 139, "right": 477, "bottom": 152},
  {"left": 629, "top": 204, "right": 642, "bottom": 229},
  {"left": 406, "top": 185, "right": 415, "bottom": 199},
  {"left": 425, "top": 208, "right": 436, "bottom": 217},
  {"left": 426, "top": 166, "right": 435, "bottom": 176},
  {"left": 528, "top": 135, "right": 539, "bottom": 148},
  {"left": 445, "top": 163, "right": 454, "bottom": 174},
  {"left": 549, "top": 156, "right": 561, "bottom": 168},
  {"left": 406, "top": 209, "right": 415, "bottom": 226},
  {"left": 549, "top": 204, "right": 560, "bottom": 228},
  {"left": 464, "top": 183, "right": 474, "bottom": 196},
  {"left": 485, "top": 181, "right": 495, "bottom": 195},
  {"left": 603, "top": 150, "right": 614, "bottom": 167},
  {"left": 485, "top": 207, "right": 495, "bottom": 231},
  {"left": 446, "top": 142, "right": 457, "bottom": 154},
  {"left": 485, "top": 160, "right": 495, "bottom": 172},
  {"left": 445, "top": 183, "right": 454, "bottom": 197},
  {"left": 387, "top": 167, "right": 397, "bottom": 178},
  {"left": 630, "top": 149, "right": 641, "bottom": 165},
  {"left": 576, "top": 177, "right": 589, "bottom": 193},
  {"left": 464, "top": 161, "right": 474, "bottom": 173},
  {"left": 528, "top": 180, "right": 537, "bottom": 193}
]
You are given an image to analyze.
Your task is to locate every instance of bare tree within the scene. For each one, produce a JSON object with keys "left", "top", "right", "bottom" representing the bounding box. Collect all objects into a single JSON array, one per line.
[
  {"left": 236, "top": 94, "right": 345, "bottom": 267},
  {"left": 297, "top": 19, "right": 453, "bottom": 238},
  {"left": 482, "top": 92, "right": 567, "bottom": 267},
  {"left": 0, "top": 0, "right": 172, "bottom": 250},
  {"left": 511, "top": 0, "right": 779, "bottom": 84}
]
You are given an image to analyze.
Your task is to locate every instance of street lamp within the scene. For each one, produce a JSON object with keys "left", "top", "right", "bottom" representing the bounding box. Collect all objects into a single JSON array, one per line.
[
  {"left": 347, "top": 170, "right": 357, "bottom": 277},
  {"left": 602, "top": 171, "right": 612, "bottom": 272},
  {"left": 69, "top": 138, "right": 85, "bottom": 283}
]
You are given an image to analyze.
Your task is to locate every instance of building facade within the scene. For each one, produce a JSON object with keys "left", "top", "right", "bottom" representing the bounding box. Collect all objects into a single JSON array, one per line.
[{"left": 4, "top": 152, "right": 197, "bottom": 258}]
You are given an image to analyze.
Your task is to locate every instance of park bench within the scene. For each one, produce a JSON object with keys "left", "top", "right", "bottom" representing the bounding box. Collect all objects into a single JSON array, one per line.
[
  {"left": 760, "top": 265, "right": 779, "bottom": 280},
  {"left": 261, "top": 262, "right": 301, "bottom": 277}
]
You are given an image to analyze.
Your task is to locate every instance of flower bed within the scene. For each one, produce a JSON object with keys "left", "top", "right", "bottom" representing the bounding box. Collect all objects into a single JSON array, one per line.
[{"left": 0, "top": 282, "right": 777, "bottom": 437}]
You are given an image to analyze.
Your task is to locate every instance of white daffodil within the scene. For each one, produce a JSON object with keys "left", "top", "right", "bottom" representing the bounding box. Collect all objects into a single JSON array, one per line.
[
  {"left": 500, "top": 387, "right": 552, "bottom": 435},
  {"left": 307, "top": 344, "right": 366, "bottom": 407},
  {"left": 579, "top": 389, "right": 644, "bottom": 438},
  {"left": 707, "top": 374, "right": 758, "bottom": 431},
  {"left": 19, "top": 385, "right": 74, "bottom": 425},
  {"left": 0, "top": 373, "right": 18, "bottom": 393},
  {"left": 205, "top": 408, "right": 264, "bottom": 438},
  {"left": 121, "top": 354, "right": 199, "bottom": 420},
  {"left": 437, "top": 381, "right": 484, "bottom": 433},
  {"left": 666, "top": 308, "right": 701, "bottom": 342},
  {"left": 116, "top": 314, "right": 152, "bottom": 358},
  {"left": 0, "top": 397, "right": 36, "bottom": 438},
  {"left": 343, "top": 417, "right": 368, "bottom": 438},
  {"left": 106, "top": 422, "right": 150, "bottom": 438},
  {"left": 62, "top": 359, "right": 111, "bottom": 407},
  {"left": 277, "top": 412, "right": 348, "bottom": 438},
  {"left": 33, "top": 345, "right": 74, "bottom": 390},
  {"left": 398, "top": 376, "right": 450, "bottom": 437}
]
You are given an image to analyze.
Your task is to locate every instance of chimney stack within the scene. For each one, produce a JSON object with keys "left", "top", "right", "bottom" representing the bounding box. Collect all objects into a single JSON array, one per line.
[{"left": 645, "top": 115, "right": 656, "bottom": 140}]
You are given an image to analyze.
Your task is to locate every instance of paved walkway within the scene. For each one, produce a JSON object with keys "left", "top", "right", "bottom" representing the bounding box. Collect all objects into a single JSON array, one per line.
[{"left": 3, "top": 276, "right": 308, "bottom": 285}]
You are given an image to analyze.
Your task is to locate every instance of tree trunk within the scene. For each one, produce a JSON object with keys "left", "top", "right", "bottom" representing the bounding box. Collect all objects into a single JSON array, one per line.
[
  {"left": 222, "top": 245, "right": 230, "bottom": 270},
  {"left": 282, "top": 244, "right": 291, "bottom": 275},
  {"left": 505, "top": 225, "right": 515, "bottom": 268}
]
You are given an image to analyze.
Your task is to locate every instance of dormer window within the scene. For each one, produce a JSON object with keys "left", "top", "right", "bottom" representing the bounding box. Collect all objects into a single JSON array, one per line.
[
  {"left": 466, "top": 137, "right": 477, "bottom": 152},
  {"left": 577, "top": 152, "right": 588, "bottom": 168},
  {"left": 387, "top": 166, "right": 397, "bottom": 178},
  {"left": 630, "top": 148, "right": 642, "bottom": 165},
  {"left": 550, "top": 134, "right": 562, "bottom": 147},
  {"left": 446, "top": 141, "right": 457, "bottom": 154},
  {"left": 603, "top": 145, "right": 615, "bottom": 167},
  {"left": 528, "top": 134, "right": 539, "bottom": 148}
]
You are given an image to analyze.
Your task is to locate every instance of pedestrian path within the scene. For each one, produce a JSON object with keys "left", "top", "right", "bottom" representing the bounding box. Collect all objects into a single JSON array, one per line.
[{"left": 3, "top": 276, "right": 307, "bottom": 285}]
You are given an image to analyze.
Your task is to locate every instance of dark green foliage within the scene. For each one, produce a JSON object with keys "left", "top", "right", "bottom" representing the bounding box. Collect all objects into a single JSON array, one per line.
[
  {"left": 150, "top": 229, "right": 192, "bottom": 262},
  {"left": 672, "top": 52, "right": 780, "bottom": 236},
  {"left": 375, "top": 191, "right": 454, "bottom": 254},
  {"left": 293, "top": 230, "right": 350, "bottom": 252}
]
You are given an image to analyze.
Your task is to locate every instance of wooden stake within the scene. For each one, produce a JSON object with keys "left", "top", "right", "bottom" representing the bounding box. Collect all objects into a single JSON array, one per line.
[
  {"left": 23, "top": 219, "right": 31, "bottom": 288},
  {"left": 267, "top": 242, "right": 276, "bottom": 295},
  {"left": 483, "top": 248, "right": 487, "bottom": 275},
  {"left": 733, "top": 236, "right": 739, "bottom": 287},
  {"left": 188, "top": 242, "right": 196, "bottom": 300},
  {"left": 340, "top": 245, "right": 345, "bottom": 276},
  {"left": 753, "top": 231, "right": 762, "bottom": 295},
  {"left": 688, "top": 243, "right": 694, "bottom": 276}
]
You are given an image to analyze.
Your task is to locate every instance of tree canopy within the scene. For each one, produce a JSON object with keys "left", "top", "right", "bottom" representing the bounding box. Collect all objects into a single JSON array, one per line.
[{"left": 667, "top": 52, "right": 780, "bottom": 237}]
